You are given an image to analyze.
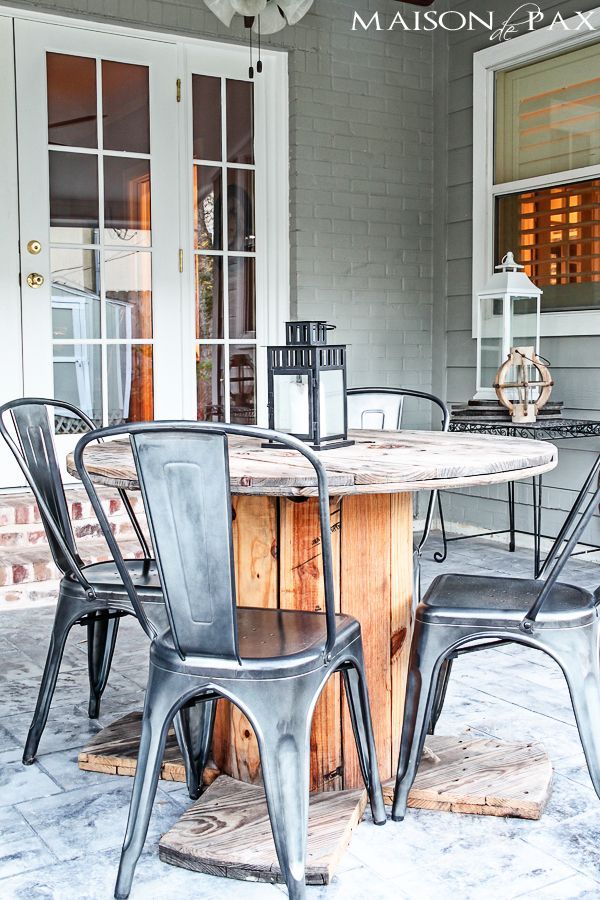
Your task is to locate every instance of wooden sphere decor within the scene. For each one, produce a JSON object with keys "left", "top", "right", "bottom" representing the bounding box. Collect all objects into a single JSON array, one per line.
[{"left": 494, "top": 346, "right": 553, "bottom": 424}]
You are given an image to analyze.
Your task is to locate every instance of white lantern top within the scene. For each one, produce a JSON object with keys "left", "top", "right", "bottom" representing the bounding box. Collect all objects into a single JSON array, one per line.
[{"left": 478, "top": 251, "right": 543, "bottom": 298}]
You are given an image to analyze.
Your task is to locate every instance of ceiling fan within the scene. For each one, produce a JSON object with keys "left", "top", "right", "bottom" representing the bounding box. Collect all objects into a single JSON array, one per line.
[{"left": 203, "top": 0, "right": 435, "bottom": 76}]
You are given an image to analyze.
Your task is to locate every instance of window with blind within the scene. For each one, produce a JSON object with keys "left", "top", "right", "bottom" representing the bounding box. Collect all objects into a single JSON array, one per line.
[{"left": 494, "top": 42, "right": 600, "bottom": 312}]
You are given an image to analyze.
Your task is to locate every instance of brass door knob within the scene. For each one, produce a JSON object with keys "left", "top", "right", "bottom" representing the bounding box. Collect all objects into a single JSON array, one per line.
[
  {"left": 26, "top": 272, "right": 44, "bottom": 288},
  {"left": 27, "top": 240, "right": 42, "bottom": 255}
]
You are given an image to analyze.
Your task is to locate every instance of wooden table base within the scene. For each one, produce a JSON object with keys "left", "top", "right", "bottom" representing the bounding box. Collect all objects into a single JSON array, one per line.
[
  {"left": 79, "top": 716, "right": 552, "bottom": 821},
  {"left": 159, "top": 775, "right": 367, "bottom": 885},
  {"left": 383, "top": 733, "right": 552, "bottom": 819}
]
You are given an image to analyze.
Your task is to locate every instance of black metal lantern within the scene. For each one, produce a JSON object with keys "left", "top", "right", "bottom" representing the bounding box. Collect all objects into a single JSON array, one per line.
[{"left": 265, "top": 321, "right": 354, "bottom": 451}]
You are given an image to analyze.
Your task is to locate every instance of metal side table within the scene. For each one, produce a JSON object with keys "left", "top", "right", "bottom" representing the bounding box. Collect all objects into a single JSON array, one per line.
[{"left": 443, "top": 418, "right": 600, "bottom": 576}]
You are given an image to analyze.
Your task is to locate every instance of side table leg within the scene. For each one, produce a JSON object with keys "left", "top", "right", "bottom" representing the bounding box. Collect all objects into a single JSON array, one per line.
[
  {"left": 508, "top": 481, "right": 516, "bottom": 553},
  {"left": 532, "top": 475, "right": 543, "bottom": 577}
]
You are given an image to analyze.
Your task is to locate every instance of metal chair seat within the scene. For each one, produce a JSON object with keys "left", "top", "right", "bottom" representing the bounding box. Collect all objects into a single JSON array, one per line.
[
  {"left": 155, "top": 608, "right": 360, "bottom": 677},
  {"left": 62, "top": 559, "right": 162, "bottom": 601},
  {"left": 421, "top": 573, "right": 596, "bottom": 628}
]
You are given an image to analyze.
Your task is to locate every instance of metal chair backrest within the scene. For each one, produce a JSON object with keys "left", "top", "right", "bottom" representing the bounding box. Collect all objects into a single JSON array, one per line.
[
  {"left": 347, "top": 387, "right": 449, "bottom": 433},
  {"left": 523, "top": 452, "right": 600, "bottom": 630},
  {"left": 75, "top": 422, "right": 337, "bottom": 662},
  {"left": 0, "top": 398, "right": 94, "bottom": 590}
]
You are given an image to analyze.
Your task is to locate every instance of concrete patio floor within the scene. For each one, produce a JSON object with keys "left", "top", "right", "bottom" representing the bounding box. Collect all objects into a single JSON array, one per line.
[{"left": 2, "top": 536, "right": 600, "bottom": 899}]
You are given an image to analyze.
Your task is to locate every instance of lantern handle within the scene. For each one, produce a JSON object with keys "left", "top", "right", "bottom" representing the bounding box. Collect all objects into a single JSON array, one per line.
[{"left": 496, "top": 250, "right": 524, "bottom": 271}]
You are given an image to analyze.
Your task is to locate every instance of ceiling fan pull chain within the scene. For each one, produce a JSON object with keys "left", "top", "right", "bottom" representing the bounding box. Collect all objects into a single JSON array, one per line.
[{"left": 257, "top": 14, "right": 263, "bottom": 73}]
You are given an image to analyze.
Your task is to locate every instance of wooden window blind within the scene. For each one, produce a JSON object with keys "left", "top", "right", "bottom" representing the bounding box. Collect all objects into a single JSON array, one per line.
[
  {"left": 496, "top": 179, "right": 600, "bottom": 311},
  {"left": 495, "top": 42, "right": 600, "bottom": 183}
]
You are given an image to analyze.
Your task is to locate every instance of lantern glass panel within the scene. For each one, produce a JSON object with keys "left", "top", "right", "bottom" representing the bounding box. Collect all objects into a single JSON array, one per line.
[
  {"left": 510, "top": 295, "right": 537, "bottom": 348},
  {"left": 273, "top": 373, "right": 310, "bottom": 435},
  {"left": 479, "top": 296, "right": 503, "bottom": 391},
  {"left": 319, "top": 369, "right": 345, "bottom": 438}
]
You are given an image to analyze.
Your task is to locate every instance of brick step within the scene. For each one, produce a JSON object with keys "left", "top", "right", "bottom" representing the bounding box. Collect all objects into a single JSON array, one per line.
[
  {"left": 0, "top": 536, "right": 146, "bottom": 588},
  {"left": 0, "top": 487, "right": 147, "bottom": 547}
]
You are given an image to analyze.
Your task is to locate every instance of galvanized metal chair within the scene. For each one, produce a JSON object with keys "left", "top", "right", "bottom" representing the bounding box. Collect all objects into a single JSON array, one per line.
[
  {"left": 392, "top": 451, "right": 600, "bottom": 821},
  {"left": 74, "top": 421, "right": 386, "bottom": 900},
  {"left": 347, "top": 386, "right": 450, "bottom": 602},
  {"left": 0, "top": 399, "right": 202, "bottom": 797}
]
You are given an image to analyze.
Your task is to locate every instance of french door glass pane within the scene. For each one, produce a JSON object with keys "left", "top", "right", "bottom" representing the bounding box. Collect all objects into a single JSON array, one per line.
[
  {"left": 229, "top": 345, "right": 255, "bottom": 423},
  {"left": 53, "top": 344, "right": 102, "bottom": 426},
  {"left": 104, "top": 157, "right": 151, "bottom": 246},
  {"left": 105, "top": 250, "right": 152, "bottom": 339},
  {"left": 194, "top": 165, "right": 222, "bottom": 250},
  {"left": 46, "top": 52, "right": 154, "bottom": 428},
  {"left": 51, "top": 248, "right": 100, "bottom": 339},
  {"left": 49, "top": 150, "right": 99, "bottom": 242},
  {"left": 194, "top": 73, "right": 256, "bottom": 423},
  {"left": 227, "top": 168, "right": 254, "bottom": 251},
  {"left": 192, "top": 74, "right": 222, "bottom": 161},
  {"left": 228, "top": 257, "right": 255, "bottom": 338},
  {"left": 196, "top": 345, "right": 224, "bottom": 420},
  {"left": 47, "top": 53, "right": 97, "bottom": 148},
  {"left": 195, "top": 255, "right": 223, "bottom": 339},
  {"left": 227, "top": 79, "right": 253, "bottom": 164},
  {"left": 107, "top": 344, "right": 154, "bottom": 423},
  {"left": 102, "top": 60, "right": 150, "bottom": 153}
]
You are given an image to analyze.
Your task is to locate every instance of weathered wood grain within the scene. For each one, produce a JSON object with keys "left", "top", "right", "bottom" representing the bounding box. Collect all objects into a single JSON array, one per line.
[
  {"left": 341, "top": 494, "right": 393, "bottom": 787},
  {"left": 158, "top": 775, "right": 367, "bottom": 885},
  {"left": 279, "top": 497, "right": 343, "bottom": 792},
  {"left": 78, "top": 711, "right": 219, "bottom": 784},
  {"left": 66, "top": 429, "right": 557, "bottom": 497},
  {"left": 382, "top": 734, "right": 553, "bottom": 819},
  {"left": 212, "top": 496, "right": 279, "bottom": 784},
  {"left": 390, "top": 493, "right": 414, "bottom": 769}
]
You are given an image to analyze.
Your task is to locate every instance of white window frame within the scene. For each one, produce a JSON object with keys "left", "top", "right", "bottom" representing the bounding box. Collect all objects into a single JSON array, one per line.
[{"left": 473, "top": 8, "right": 600, "bottom": 339}]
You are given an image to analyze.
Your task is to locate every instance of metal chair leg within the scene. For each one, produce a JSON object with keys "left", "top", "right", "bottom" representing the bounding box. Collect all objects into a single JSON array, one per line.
[
  {"left": 428, "top": 656, "right": 454, "bottom": 734},
  {"left": 392, "top": 624, "right": 453, "bottom": 821},
  {"left": 172, "top": 697, "right": 217, "bottom": 800},
  {"left": 23, "top": 597, "right": 84, "bottom": 764},
  {"left": 341, "top": 656, "right": 386, "bottom": 824},
  {"left": 87, "top": 612, "right": 120, "bottom": 719},
  {"left": 114, "top": 668, "right": 186, "bottom": 900},
  {"left": 412, "top": 549, "right": 422, "bottom": 609},
  {"left": 249, "top": 679, "right": 316, "bottom": 900},
  {"left": 541, "top": 622, "right": 600, "bottom": 800}
]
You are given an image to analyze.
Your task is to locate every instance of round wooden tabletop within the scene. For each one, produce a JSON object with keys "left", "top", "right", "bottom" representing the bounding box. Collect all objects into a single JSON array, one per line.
[{"left": 66, "top": 428, "right": 557, "bottom": 498}]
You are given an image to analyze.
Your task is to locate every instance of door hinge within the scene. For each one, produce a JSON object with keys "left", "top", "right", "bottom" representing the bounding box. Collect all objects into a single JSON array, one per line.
[
  {"left": 176, "top": 78, "right": 182, "bottom": 102},
  {"left": 178, "top": 249, "right": 184, "bottom": 273}
]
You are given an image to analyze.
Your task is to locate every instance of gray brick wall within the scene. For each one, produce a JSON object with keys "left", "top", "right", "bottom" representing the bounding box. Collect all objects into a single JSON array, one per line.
[{"left": 4, "top": 0, "right": 435, "bottom": 400}]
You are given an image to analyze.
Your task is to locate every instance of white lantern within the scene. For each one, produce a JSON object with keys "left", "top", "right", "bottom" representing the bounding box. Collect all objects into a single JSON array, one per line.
[{"left": 475, "top": 251, "right": 542, "bottom": 399}]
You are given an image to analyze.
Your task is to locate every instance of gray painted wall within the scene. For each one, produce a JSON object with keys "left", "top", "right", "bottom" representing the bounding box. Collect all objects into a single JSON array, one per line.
[
  {"left": 1, "top": 0, "right": 434, "bottom": 411},
  {"left": 433, "top": 0, "right": 600, "bottom": 548}
]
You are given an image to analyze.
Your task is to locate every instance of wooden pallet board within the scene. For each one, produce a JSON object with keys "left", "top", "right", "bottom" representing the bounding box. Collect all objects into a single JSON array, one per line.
[
  {"left": 383, "top": 733, "right": 553, "bottom": 819},
  {"left": 158, "top": 775, "right": 367, "bottom": 885},
  {"left": 78, "top": 711, "right": 219, "bottom": 785}
]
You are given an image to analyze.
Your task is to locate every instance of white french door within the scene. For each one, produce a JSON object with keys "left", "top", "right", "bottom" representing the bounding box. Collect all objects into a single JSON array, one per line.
[
  {"left": 180, "top": 42, "right": 287, "bottom": 424},
  {"left": 15, "top": 19, "right": 182, "bottom": 447},
  {"left": 0, "top": 11, "right": 288, "bottom": 489}
]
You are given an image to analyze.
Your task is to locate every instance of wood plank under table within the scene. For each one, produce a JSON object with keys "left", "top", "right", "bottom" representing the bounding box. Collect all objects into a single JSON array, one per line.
[{"left": 68, "top": 428, "right": 556, "bottom": 794}]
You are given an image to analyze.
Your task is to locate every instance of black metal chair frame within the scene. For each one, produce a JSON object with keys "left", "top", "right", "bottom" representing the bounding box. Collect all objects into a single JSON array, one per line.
[
  {"left": 392, "top": 449, "right": 600, "bottom": 821},
  {"left": 347, "top": 386, "right": 450, "bottom": 599},
  {"left": 0, "top": 398, "right": 198, "bottom": 795},
  {"left": 74, "top": 420, "right": 386, "bottom": 900}
]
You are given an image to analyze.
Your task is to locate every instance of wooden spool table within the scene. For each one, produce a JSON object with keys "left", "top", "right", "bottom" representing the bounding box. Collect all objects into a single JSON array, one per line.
[{"left": 68, "top": 429, "right": 557, "bottom": 881}]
